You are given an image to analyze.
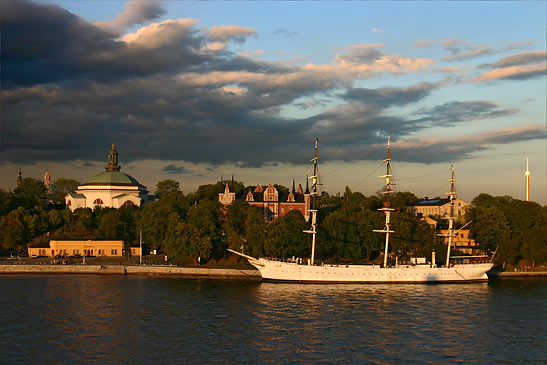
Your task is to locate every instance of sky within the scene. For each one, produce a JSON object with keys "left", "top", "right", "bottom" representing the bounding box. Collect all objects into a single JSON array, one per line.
[{"left": 1, "top": 0, "right": 546, "bottom": 204}]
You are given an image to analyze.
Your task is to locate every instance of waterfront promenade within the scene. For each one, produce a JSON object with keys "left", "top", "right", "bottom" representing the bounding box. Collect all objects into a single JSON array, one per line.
[
  {"left": 0, "top": 262, "right": 545, "bottom": 278},
  {"left": 0, "top": 262, "right": 261, "bottom": 278}
]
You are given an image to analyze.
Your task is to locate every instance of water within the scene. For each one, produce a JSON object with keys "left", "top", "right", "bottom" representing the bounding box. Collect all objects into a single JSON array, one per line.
[{"left": 0, "top": 275, "right": 545, "bottom": 364}]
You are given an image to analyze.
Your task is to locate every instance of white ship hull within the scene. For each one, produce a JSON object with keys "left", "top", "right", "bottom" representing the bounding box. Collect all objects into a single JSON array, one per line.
[{"left": 246, "top": 256, "right": 493, "bottom": 283}]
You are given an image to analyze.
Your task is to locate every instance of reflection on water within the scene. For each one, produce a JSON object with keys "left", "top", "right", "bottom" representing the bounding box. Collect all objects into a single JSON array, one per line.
[{"left": 0, "top": 275, "right": 545, "bottom": 363}]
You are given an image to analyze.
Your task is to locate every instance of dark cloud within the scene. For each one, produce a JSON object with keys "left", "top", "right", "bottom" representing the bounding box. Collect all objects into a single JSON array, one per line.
[
  {"left": 96, "top": 0, "right": 166, "bottom": 32},
  {"left": 1, "top": 0, "right": 211, "bottom": 88},
  {"left": 412, "top": 101, "right": 518, "bottom": 126},
  {"left": 480, "top": 51, "right": 547, "bottom": 69},
  {"left": 335, "top": 47, "right": 383, "bottom": 65},
  {"left": 162, "top": 164, "right": 193, "bottom": 174},
  {"left": 416, "top": 39, "right": 534, "bottom": 62},
  {"left": 344, "top": 82, "right": 438, "bottom": 107},
  {"left": 393, "top": 125, "right": 545, "bottom": 163}
]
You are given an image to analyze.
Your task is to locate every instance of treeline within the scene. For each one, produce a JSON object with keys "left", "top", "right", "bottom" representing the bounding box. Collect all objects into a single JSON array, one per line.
[
  {"left": 1, "top": 178, "right": 545, "bottom": 267},
  {"left": 467, "top": 194, "right": 547, "bottom": 268}
]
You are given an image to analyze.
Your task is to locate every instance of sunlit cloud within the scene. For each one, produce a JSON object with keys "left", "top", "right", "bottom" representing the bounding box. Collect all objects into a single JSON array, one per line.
[{"left": 471, "top": 64, "right": 546, "bottom": 83}]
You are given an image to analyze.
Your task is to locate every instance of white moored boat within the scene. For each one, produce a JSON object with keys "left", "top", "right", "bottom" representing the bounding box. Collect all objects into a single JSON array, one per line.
[{"left": 229, "top": 138, "right": 494, "bottom": 283}]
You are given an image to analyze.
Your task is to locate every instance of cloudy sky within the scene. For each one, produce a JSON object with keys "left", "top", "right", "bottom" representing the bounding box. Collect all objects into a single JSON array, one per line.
[{"left": 1, "top": 0, "right": 546, "bottom": 203}]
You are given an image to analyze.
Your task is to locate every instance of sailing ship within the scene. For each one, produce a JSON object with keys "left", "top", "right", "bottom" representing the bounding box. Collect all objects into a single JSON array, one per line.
[{"left": 229, "top": 138, "right": 494, "bottom": 283}]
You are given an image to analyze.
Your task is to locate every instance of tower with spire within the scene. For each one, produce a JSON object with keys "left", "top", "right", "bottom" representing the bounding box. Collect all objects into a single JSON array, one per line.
[
  {"left": 105, "top": 144, "right": 121, "bottom": 172},
  {"left": 16, "top": 168, "right": 23, "bottom": 188},
  {"left": 44, "top": 169, "right": 51, "bottom": 192}
]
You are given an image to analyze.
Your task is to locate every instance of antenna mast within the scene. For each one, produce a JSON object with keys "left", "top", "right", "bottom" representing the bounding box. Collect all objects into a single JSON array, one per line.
[
  {"left": 304, "top": 138, "right": 319, "bottom": 265},
  {"left": 374, "top": 137, "right": 395, "bottom": 268},
  {"left": 525, "top": 157, "right": 530, "bottom": 201}
]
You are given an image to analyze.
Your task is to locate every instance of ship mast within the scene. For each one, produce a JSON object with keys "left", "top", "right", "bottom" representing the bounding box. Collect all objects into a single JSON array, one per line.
[
  {"left": 374, "top": 137, "right": 395, "bottom": 268},
  {"left": 304, "top": 138, "right": 319, "bottom": 265},
  {"left": 445, "top": 165, "right": 456, "bottom": 267}
]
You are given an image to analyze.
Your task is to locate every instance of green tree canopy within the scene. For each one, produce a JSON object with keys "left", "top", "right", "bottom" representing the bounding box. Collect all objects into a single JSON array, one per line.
[
  {"left": 9, "top": 178, "right": 47, "bottom": 212},
  {"left": 52, "top": 178, "right": 80, "bottom": 203},
  {"left": 155, "top": 179, "right": 182, "bottom": 199},
  {"left": 265, "top": 210, "right": 309, "bottom": 259},
  {"left": 244, "top": 207, "right": 266, "bottom": 257}
]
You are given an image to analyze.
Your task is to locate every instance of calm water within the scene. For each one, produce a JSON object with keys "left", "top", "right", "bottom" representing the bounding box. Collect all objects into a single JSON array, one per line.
[{"left": 0, "top": 275, "right": 545, "bottom": 364}]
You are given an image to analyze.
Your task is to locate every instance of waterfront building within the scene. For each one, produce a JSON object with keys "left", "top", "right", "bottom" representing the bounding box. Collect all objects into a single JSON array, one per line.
[
  {"left": 438, "top": 229, "right": 481, "bottom": 255},
  {"left": 65, "top": 145, "right": 148, "bottom": 212},
  {"left": 407, "top": 197, "right": 470, "bottom": 219},
  {"left": 28, "top": 239, "right": 141, "bottom": 257},
  {"left": 219, "top": 181, "right": 311, "bottom": 221}
]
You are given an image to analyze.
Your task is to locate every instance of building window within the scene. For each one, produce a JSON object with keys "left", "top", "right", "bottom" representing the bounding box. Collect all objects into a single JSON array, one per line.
[
  {"left": 67, "top": 200, "right": 71, "bottom": 206},
  {"left": 94, "top": 199, "right": 104, "bottom": 205},
  {"left": 123, "top": 200, "right": 135, "bottom": 207}
]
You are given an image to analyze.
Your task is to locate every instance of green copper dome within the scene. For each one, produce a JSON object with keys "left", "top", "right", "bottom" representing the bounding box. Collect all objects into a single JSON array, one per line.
[{"left": 85, "top": 170, "right": 142, "bottom": 186}]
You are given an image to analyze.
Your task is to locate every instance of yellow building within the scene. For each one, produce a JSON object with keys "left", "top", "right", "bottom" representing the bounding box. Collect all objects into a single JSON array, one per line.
[
  {"left": 407, "top": 197, "right": 470, "bottom": 219},
  {"left": 28, "top": 240, "right": 142, "bottom": 257},
  {"left": 439, "top": 229, "right": 480, "bottom": 254}
]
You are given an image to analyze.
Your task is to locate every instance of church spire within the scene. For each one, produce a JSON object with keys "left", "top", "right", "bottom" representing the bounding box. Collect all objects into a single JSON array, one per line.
[
  {"left": 44, "top": 169, "right": 51, "bottom": 192},
  {"left": 105, "top": 144, "right": 121, "bottom": 171},
  {"left": 16, "top": 168, "right": 22, "bottom": 188}
]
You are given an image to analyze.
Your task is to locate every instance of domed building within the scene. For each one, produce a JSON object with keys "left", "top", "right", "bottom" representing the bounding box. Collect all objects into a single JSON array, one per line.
[{"left": 66, "top": 145, "right": 149, "bottom": 212}]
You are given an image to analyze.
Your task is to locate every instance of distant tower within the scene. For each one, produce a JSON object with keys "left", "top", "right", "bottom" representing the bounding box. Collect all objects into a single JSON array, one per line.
[
  {"left": 16, "top": 168, "right": 22, "bottom": 188},
  {"left": 525, "top": 157, "right": 530, "bottom": 201},
  {"left": 44, "top": 169, "right": 51, "bottom": 192}
]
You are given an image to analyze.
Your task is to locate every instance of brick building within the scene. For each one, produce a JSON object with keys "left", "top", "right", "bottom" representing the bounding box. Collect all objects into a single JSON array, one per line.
[{"left": 219, "top": 181, "right": 311, "bottom": 221}]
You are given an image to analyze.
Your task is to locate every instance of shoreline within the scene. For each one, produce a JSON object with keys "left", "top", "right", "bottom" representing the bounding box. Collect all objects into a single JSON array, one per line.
[
  {"left": 487, "top": 270, "right": 547, "bottom": 277},
  {"left": 0, "top": 264, "right": 261, "bottom": 279},
  {"left": 1, "top": 264, "right": 546, "bottom": 278}
]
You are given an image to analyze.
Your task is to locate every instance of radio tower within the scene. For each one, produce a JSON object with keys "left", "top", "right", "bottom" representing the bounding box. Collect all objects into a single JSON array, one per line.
[{"left": 525, "top": 157, "right": 530, "bottom": 201}]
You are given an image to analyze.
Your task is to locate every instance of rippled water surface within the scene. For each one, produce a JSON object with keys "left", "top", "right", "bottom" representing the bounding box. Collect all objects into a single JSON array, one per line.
[{"left": 0, "top": 275, "right": 545, "bottom": 363}]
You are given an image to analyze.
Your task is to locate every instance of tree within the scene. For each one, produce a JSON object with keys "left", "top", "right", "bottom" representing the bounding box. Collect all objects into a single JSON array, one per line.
[
  {"left": 73, "top": 208, "right": 96, "bottom": 234},
  {"left": 9, "top": 178, "right": 47, "bottom": 212},
  {"left": 468, "top": 205, "right": 512, "bottom": 266},
  {"left": 0, "top": 207, "right": 31, "bottom": 252},
  {"left": 265, "top": 210, "right": 309, "bottom": 259},
  {"left": 0, "top": 190, "right": 10, "bottom": 216},
  {"left": 520, "top": 208, "right": 547, "bottom": 267},
  {"left": 320, "top": 208, "right": 360, "bottom": 262},
  {"left": 139, "top": 201, "right": 174, "bottom": 251},
  {"left": 155, "top": 179, "right": 181, "bottom": 199},
  {"left": 226, "top": 200, "right": 249, "bottom": 235},
  {"left": 186, "top": 200, "right": 222, "bottom": 244},
  {"left": 390, "top": 212, "right": 436, "bottom": 262},
  {"left": 390, "top": 191, "right": 418, "bottom": 212},
  {"left": 175, "top": 221, "right": 213, "bottom": 263},
  {"left": 96, "top": 209, "right": 122, "bottom": 239},
  {"left": 355, "top": 209, "right": 384, "bottom": 263},
  {"left": 51, "top": 178, "right": 80, "bottom": 203},
  {"left": 245, "top": 207, "right": 266, "bottom": 257}
]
